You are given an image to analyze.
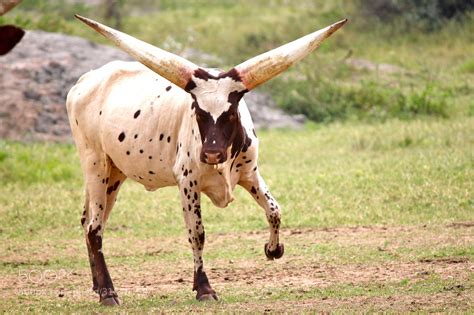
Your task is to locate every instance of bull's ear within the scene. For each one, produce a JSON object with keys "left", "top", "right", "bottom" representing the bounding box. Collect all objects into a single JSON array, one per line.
[
  {"left": 75, "top": 15, "right": 198, "bottom": 90},
  {"left": 234, "top": 19, "right": 347, "bottom": 90},
  {"left": 0, "top": 25, "right": 24, "bottom": 55}
]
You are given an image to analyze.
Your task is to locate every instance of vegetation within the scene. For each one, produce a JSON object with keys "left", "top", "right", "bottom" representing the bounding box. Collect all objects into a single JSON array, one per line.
[
  {"left": 1, "top": 117, "right": 473, "bottom": 312},
  {"left": 0, "top": 0, "right": 473, "bottom": 312},
  {"left": 358, "top": 0, "right": 474, "bottom": 31},
  {"left": 1, "top": 0, "right": 472, "bottom": 123},
  {"left": 1, "top": 118, "right": 473, "bottom": 239}
]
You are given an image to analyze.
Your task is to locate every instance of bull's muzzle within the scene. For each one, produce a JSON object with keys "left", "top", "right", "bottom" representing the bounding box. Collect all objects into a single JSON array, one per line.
[{"left": 201, "top": 149, "right": 226, "bottom": 165}]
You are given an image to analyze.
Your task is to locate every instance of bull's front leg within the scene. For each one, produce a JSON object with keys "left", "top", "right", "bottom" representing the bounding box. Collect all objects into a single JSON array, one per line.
[
  {"left": 178, "top": 176, "right": 218, "bottom": 301},
  {"left": 240, "top": 170, "right": 284, "bottom": 260}
]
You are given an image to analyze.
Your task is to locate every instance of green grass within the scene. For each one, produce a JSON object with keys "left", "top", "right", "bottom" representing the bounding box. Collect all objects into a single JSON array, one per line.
[
  {"left": 1, "top": 118, "right": 472, "bottom": 242},
  {"left": 1, "top": 118, "right": 473, "bottom": 312}
]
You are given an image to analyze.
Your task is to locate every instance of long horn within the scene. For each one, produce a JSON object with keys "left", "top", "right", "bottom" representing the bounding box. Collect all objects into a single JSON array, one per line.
[
  {"left": 0, "top": 0, "right": 22, "bottom": 16},
  {"left": 75, "top": 15, "right": 198, "bottom": 89},
  {"left": 234, "top": 19, "right": 347, "bottom": 90}
]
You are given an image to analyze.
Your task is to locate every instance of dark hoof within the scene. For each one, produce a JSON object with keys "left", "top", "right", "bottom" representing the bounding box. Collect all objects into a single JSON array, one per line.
[
  {"left": 99, "top": 290, "right": 121, "bottom": 306},
  {"left": 197, "top": 292, "right": 219, "bottom": 302},
  {"left": 265, "top": 243, "right": 284, "bottom": 260},
  {"left": 101, "top": 296, "right": 121, "bottom": 306}
]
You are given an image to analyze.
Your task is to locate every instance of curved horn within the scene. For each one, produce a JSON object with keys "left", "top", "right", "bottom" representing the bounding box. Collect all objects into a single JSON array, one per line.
[
  {"left": 0, "top": 0, "right": 22, "bottom": 16},
  {"left": 234, "top": 19, "right": 347, "bottom": 90},
  {"left": 75, "top": 15, "right": 198, "bottom": 89}
]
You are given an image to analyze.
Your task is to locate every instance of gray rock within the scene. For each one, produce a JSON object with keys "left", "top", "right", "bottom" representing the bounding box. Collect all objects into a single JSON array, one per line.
[
  {"left": 0, "top": 30, "right": 304, "bottom": 142},
  {"left": 244, "top": 91, "right": 306, "bottom": 129}
]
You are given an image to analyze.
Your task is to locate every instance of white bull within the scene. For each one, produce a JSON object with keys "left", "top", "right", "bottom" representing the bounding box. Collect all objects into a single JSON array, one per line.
[{"left": 67, "top": 15, "right": 346, "bottom": 305}]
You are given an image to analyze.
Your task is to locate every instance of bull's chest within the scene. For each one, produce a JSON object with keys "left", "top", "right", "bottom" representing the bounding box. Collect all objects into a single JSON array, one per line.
[{"left": 199, "top": 168, "right": 239, "bottom": 208}]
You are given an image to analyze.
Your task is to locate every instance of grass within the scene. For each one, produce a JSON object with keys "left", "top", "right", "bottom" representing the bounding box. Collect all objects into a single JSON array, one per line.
[
  {"left": 2, "top": 276, "right": 468, "bottom": 312},
  {"left": 1, "top": 117, "right": 472, "bottom": 241},
  {"left": 0, "top": 0, "right": 473, "bottom": 312},
  {"left": 0, "top": 118, "right": 473, "bottom": 312}
]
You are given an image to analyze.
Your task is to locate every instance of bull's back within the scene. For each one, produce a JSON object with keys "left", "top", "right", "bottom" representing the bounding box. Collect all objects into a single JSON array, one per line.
[{"left": 67, "top": 61, "right": 192, "bottom": 188}]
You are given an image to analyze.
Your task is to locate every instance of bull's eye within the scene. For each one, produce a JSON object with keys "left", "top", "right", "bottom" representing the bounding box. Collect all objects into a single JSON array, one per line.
[{"left": 229, "top": 112, "right": 236, "bottom": 122}]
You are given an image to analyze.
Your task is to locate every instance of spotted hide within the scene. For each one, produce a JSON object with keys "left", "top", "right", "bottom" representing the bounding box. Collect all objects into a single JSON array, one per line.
[{"left": 67, "top": 15, "right": 346, "bottom": 305}]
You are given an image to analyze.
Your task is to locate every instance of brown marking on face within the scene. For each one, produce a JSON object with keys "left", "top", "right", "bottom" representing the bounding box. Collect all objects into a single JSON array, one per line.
[
  {"left": 185, "top": 68, "right": 249, "bottom": 164},
  {"left": 184, "top": 67, "right": 242, "bottom": 92}
]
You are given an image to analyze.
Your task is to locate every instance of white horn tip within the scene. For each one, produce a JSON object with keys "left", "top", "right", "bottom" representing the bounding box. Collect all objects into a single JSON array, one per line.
[
  {"left": 327, "top": 19, "right": 348, "bottom": 34},
  {"left": 74, "top": 14, "right": 100, "bottom": 29}
]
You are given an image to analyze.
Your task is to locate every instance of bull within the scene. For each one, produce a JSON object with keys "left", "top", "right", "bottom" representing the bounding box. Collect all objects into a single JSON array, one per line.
[{"left": 67, "top": 15, "right": 346, "bottom": 305}]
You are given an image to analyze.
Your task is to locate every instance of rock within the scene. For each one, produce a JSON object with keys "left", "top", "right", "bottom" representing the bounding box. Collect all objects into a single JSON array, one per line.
[
  {"left": 244, "top": 91, "right": 306, "bottom": 129},
  {"left": 0, "top": 30, "right": 304, "bottom": 142},
  {"left": 0, "top": 30, "right": 132, "bottom": 142}
]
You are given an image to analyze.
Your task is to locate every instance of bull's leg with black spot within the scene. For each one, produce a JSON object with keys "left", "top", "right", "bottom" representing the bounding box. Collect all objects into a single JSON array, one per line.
[
  {"left": 80, "top": 163, "right": 126, "bottom": 295},
  {"left": 80, "top": 190, "right": 99, "bottom": 292},
  {"left": 240, "top": 171, "right": 284, "bottom": 260},
  {"left": 80, "top": 152, "right": 123, "bottom": 306},
  {"left": 179, "top": 177, "right": 217, "bottom": 301}
]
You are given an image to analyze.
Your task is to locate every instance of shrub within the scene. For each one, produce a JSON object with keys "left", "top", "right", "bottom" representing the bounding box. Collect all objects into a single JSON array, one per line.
[
  {"left": 357, "top": 0, "right": 474, "bottom": 31},
  {"left": 269, "top": 74, "right": 449, "bottom": 122}
]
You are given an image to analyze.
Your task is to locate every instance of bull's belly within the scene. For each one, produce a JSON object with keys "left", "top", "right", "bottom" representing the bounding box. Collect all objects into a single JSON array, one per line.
[
  {"left": 105, "top": 137, "right": 178, "bottom": 191},
  {"left": 112, "top": 156, "right": 177, "bottom": 190}
]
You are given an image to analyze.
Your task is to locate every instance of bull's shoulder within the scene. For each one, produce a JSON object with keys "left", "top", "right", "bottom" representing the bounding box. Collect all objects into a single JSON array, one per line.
[
  {"left": 67, "top": 61, "right": 164, "bottom": 113},
  {"left": 73, "top": 61, "right": 151, "bottom": 88}
]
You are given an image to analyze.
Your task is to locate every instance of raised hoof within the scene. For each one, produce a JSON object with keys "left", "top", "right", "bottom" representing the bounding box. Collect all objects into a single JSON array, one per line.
[
  {"left": 265, "top": 243, "right": 284, "bottom": 260},
  {"left": 100, "top": 295, "right": 121, "bottom": 306},
  {"left": 197, "top": 293, "right": 219, "bottom": 302}
]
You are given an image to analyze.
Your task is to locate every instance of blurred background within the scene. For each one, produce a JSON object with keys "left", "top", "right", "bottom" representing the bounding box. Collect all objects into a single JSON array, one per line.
[{"left": 0, "top": 0, "right": 473, "bottom": 141}]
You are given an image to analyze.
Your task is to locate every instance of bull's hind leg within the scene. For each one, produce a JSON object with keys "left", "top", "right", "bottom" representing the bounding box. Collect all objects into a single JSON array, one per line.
[
  {"left": 239, "top": 170, "right": 284, "bottom": 260},
  {"left": 81, "top": 151, "right": 124, "bottom": 306},
  {"left": 178, "top": 178, "right": 217, "bottom": 301},
  {"left": 80, "top": 190, "right": 99, "bottom": 292},
  {"left": 80, "top": 159, "right": 125, "bottom": 300}
]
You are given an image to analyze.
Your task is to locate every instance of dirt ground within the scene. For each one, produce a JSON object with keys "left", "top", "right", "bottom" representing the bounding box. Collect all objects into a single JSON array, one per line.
[{"left": 1, "top": 223, "right": 472, "bottom": 312}]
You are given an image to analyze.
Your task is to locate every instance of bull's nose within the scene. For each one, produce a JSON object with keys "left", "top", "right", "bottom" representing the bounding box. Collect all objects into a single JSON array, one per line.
[{"left": 204, "top": 152, "right": 222, "bottom": 164}]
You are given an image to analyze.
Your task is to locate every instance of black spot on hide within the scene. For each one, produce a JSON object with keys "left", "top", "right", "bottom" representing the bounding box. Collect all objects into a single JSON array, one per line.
[{"left": 118, "top": 132, "right": 125, "bottom": 142}]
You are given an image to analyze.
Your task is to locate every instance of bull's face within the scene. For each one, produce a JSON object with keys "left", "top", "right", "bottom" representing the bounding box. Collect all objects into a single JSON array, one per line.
[
  {"left": 184, "top": 69, "right": 248, "bottom": 165},
  {"left": 75, "top": 15, "right": 347, "bottom": 163}
]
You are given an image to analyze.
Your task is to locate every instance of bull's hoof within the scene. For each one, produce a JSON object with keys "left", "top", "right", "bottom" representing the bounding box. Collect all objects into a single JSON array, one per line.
[
  {"left": 265, "top": 243, "right": 284, "bottom": 260},
  {"left": 99, "top": 290, "right": 121, "bottom": 306},
  {"left": 197, "top": 292, "right": 219, "bottom": 302},
  {"left": 101, "top": 296, "right": 121, "bottom": 306}
]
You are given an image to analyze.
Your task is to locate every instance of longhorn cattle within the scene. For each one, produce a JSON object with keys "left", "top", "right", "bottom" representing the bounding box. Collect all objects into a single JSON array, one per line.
[{"left": 67, "top": 15, "right": 346, "bottom": 305}]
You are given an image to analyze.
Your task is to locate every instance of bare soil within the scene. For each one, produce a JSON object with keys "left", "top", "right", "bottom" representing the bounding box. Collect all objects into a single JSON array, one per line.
[{"left": 1, "top": 223, "right": 472, "bottom": 312}]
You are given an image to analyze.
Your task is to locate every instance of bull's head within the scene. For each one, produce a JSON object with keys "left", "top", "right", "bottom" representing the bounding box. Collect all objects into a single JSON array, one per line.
[{"left": 75, "top": 15, "right": 346, "bottom": 165}]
